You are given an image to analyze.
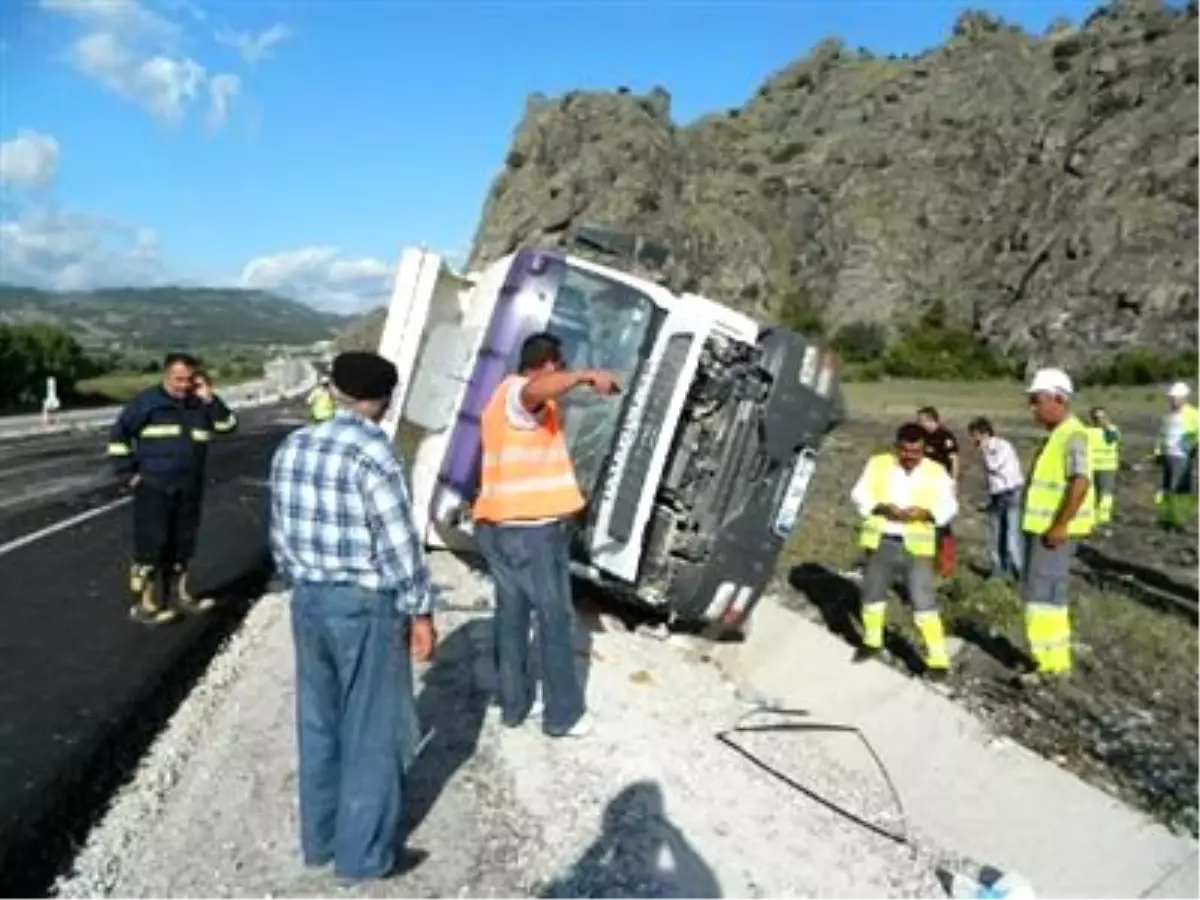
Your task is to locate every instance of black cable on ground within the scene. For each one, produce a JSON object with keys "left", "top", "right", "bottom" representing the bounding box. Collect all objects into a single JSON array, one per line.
[{"left": 714, "top": 705, "right": 913, "bottom": 853}]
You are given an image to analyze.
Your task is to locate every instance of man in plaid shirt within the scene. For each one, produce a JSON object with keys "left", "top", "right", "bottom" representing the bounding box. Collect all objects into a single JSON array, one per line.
[{"left": 269, "top": 351, "right": 434, "bottom": 882}]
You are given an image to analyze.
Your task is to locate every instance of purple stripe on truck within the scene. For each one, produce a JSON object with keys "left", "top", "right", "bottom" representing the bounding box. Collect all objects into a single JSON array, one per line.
[{"left": 434, "top": 249, "right": 568, "bottom": 505}]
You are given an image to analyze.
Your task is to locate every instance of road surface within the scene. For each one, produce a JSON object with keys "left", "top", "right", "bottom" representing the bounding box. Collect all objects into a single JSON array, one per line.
[{"left": 0, "top": 403, "right": 305, "bottom": 895}]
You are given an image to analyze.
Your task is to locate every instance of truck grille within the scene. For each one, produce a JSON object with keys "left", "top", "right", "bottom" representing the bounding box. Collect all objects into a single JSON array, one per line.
[{"left": 608, "top": 333, "right": 694, "bottom": 543}]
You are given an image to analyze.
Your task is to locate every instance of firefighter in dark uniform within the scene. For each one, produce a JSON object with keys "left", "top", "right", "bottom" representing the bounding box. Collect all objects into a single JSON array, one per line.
[{"left": 107, "top": 353, "right": 238, "bottom": 625}]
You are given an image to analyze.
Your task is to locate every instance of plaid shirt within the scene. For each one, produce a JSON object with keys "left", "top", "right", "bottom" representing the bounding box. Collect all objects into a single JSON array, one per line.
[{"left": 268, "top": 410, "right": 433, "bottom": 614}]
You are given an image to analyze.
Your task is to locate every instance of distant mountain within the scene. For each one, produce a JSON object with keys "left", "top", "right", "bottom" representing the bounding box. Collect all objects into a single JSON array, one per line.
[
  {"left": 0, "top": 283, "right": 349, "bottom": 352},
  {"left": 335, "top": 306, "right": 386, "bottom": 352}
]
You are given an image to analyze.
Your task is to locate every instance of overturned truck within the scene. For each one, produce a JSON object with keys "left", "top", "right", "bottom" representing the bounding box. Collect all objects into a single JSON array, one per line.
[{"left": 377, "top": 229, "right": 845, "bottom": 634}]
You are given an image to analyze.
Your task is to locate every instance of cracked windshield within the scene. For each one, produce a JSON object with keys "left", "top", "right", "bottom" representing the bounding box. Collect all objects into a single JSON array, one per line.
[{"left": 546, "top": 265, "right": 658, "bottom": 499}]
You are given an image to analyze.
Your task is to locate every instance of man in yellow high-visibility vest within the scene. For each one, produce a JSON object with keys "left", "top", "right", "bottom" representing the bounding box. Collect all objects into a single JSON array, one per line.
[
  {"left": 849, "top": 421, "right": 958, "bottom": 681},
  {"left": 307, "top": 376, "right": 336, "bottom": 423},
  {"left": 1086, "top": 406, "right": 1120, "bottom": 532},
  {"left": 1155, "top": 382, "right": 1199, "bottom": 532},
  {"left": 1020, "top": 368, "right": 1095, "bottom": 680}
]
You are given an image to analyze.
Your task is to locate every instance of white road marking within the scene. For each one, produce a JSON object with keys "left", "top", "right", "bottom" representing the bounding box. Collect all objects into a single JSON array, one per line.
[{"left": 0, "top": 496, "right": 131, "bottom": 559}]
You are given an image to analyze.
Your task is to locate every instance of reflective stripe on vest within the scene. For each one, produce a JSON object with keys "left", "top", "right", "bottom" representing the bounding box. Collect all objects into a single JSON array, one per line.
[
  {"left": 140, "top": 423, "right": 182, "bottom": 438},
  {"left": 472, "top": 376, "right": 585, "bottom": 523},
  {"left": 1086, "top": 427, "right": 1119, "bottom": 473},
  {"left": 1022, "top": 415, "right": 1095, "bottom": 537},
  {"left": 857, "top": 453, "right": 941, "bottom": 558}
]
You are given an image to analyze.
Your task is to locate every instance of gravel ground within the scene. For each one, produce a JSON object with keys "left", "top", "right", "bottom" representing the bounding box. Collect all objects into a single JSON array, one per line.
[
  {"left": 779, "top": 418, "right": 1198, "bottom": 835},
  {"left": 55, "top": 553, "right": 947, "bottom": 899}
]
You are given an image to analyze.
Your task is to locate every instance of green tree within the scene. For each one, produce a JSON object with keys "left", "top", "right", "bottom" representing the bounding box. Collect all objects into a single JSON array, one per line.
[{"left": 0, "top": 323, "right": 100, "bottom": 411}]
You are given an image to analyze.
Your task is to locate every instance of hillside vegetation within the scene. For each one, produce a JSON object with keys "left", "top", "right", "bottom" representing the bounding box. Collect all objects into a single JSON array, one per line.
[
  {"left": 0, "top": 284, "right": 346, "bottom": 353},
  {"left": 465, "top": 0, "right": 1197, "bottom": 375}
]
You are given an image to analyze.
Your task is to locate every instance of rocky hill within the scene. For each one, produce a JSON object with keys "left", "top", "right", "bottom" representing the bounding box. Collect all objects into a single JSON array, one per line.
[
  {"left": 0, "top": 284, "right": 347, "bottom": 352},
  {"left": 468, "top": 0, "right": 1198, "bottom": 371}
]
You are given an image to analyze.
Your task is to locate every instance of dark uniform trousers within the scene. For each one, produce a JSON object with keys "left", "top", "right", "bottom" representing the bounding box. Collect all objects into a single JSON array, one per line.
[{"left": 133, "top": 479, "right": 204, "bottom": 569}]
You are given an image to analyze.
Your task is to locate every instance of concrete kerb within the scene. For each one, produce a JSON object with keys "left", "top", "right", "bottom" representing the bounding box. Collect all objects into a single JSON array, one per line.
[{"left": 704, "top": 595, "right": 1198, "bottom": 899}]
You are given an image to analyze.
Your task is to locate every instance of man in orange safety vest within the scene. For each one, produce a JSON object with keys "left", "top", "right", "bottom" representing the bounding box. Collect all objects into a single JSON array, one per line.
[{"left": 473, "top": 332, "right": 621, "bottom": 739}]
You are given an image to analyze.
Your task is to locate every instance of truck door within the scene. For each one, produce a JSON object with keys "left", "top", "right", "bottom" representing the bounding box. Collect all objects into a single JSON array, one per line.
[{"left": 377, "top": 247, "right": 485, "bottom": 549}]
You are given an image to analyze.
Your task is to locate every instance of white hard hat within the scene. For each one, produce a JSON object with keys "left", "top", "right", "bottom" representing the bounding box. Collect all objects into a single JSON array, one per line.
[
  {"left": 1167, "top": 381, "right": 1190, "bottom": 399},
  {"left": 1026, "top": 367, "right": 1074, "bottom": 397}
]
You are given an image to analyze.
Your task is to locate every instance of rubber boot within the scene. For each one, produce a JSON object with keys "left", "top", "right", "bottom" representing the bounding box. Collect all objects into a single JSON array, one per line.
[
  {"left": 171, "top": 565, "right": 216, "bottom": 615},
  {"left": 128, "top": 564, "right": 179, "bottom": 626}
]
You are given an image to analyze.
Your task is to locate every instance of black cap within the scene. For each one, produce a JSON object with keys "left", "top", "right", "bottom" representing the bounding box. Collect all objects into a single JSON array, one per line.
[{"left": 331, "top": 351, "right": 398, "bottom": 401}]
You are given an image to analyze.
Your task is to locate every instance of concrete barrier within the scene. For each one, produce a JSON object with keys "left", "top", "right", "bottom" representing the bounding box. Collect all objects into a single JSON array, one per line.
[{"left": 0, "top": 365, "right": 318, "bottom": 443}]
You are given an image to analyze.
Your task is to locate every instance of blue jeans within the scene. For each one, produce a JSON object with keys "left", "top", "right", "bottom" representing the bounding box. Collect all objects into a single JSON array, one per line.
[
  {"left": 290, "top": 582, "right": 417, "bottom": 880},
  {"left": 475, "top": 520, "right": 585, "bottom": 735},
  {"left": 987, "top": 488, "right": 1024, "bottom": 580}
]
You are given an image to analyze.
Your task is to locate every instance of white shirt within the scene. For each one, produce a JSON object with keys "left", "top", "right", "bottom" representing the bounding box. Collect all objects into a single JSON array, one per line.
[
  {"left": 506, "top": 376, "right": 544, "bottom": 430},
  {"left": 850, "top": 457, "right": 958, "bottom": 537},
  {"left": 980, "top": 435, "right": 1024, "bottom": 495},
  {"left": 1161, "top": 410, "right": 1188, "bottom": 457}
]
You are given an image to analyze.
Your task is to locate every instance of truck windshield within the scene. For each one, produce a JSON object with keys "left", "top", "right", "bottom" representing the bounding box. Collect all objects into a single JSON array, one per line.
[{"left": 546, "top": 264, "right": 659, "bottom": 499}]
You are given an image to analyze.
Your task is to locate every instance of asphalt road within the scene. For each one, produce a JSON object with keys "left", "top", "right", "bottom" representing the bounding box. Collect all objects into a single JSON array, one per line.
[{"left": 0, "top": 402, "right": 306, "bottom": 895}]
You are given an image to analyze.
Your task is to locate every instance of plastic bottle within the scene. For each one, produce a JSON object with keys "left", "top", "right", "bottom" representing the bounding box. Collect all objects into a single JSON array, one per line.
[{"left": 945, "top": 868, "right": 1036, "bottom": 899}]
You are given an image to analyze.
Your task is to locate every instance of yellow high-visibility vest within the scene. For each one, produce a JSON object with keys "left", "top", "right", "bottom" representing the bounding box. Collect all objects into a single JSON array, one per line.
[
  {"left": 308, "top": 388, "right": 335, "bottom": 422},
  {"left": 1086, "top": 426, "right": 1120, "bottom": 473},
  {"left": 1022, "top": 415, "right": 1095, "bottom": 537},
  {"left": 857, "top": 453, "right": 942, "bottom": 558}
]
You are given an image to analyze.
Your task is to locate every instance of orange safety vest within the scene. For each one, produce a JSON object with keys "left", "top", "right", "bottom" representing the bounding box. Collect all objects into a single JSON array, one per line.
[{"left": 473, "top": 375, "right": 586, "bottom": 524}]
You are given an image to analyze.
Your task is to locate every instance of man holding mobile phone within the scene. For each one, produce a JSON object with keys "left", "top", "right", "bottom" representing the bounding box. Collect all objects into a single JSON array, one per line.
[{"left": 107, "top": 353, "right": 238, "bottom": 624}]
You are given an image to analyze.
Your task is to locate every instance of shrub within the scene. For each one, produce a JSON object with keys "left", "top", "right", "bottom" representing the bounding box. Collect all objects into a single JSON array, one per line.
[
  {"left": 831, "top": 322, "right": 888, "bottom": 363},
  {"left": 881, "top": 314, "right": 1012, "bottom": 381},
  {"left": 1082, "top": 347, "right": 1199, "bottom": 387}
]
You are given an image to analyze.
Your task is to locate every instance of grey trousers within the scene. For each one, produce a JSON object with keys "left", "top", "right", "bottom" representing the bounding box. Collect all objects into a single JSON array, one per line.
[
  {"left": 1020, "top": 537, "right": 1077, "bottom": 608},
  {"left": 1161, "top": 455, "right": 1195, "bottom": 496},
  {"left": 861, "top": 536, "right": 938, "bottom": 612}
]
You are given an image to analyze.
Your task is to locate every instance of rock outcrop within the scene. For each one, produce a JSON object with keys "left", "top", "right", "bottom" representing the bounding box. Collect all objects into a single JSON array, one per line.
[{"left": 468, "top": 0, "right": 1198, "bottom": 369}]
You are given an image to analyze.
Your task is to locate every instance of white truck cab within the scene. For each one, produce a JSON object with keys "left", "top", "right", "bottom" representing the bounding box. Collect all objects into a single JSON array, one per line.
[{"left": 378, "top": 238, "right": 844, "bottom": 631}]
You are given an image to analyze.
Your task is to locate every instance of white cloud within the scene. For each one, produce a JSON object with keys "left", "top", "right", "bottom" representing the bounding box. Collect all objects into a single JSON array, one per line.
[
  {"left": 216, "top": 23, "right": 291, "bottom": 65},
  {"left": 206, "top": 72, "right": 240, "bottom": 132},
  {"left": 0, "top": 205, "right": 166, "bottom": 290},
  {"left": 239, "top": 246, "right": 395, "bottom": 313},
  {"left": 0, "top": 131, "right": 61, "bottom": 189},
  {"left": 159, "top": 0, "right": 206, "bottom": 23},
  {"left": 42, "top": 0, "right": 181, "bottom": 45},
  {"left": 1, "top": 209, "right": 403, "bottom": 315},
  {"left": 43, "top": 0, "right": 243, "bottom": 131}
]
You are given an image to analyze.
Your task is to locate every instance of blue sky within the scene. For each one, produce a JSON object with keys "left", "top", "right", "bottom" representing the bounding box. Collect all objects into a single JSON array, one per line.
[{"left": 1, "top": 0, "right": 1105, "bottom": 313}]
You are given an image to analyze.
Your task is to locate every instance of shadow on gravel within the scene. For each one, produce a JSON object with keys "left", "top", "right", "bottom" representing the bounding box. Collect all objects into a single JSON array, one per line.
[
  {"left": 947, "top": 619, "right": 1032, "bottom": 672},
  {"left": 537, "top": 781, "right": 720, "bottom": 899},
  {"left": 404, "top": 566, "right": 601, "bottom": 842},
  {"left": 0, "top": 552, "right": 273, "bottom": 898},
  {"left": 786, "top": 563, "right": 926, "bottom": 675},
  {"left": 406, "top": 621, "right": 491, "bottom": 837}
]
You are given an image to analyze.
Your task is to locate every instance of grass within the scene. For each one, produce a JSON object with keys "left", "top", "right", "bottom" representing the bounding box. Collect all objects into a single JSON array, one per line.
[
  {"left": 74, "top": 372, "right": 163, "bottom": 404},
  {"left": 843, "top": 378, "right": 1167, "bottom": 432}
]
